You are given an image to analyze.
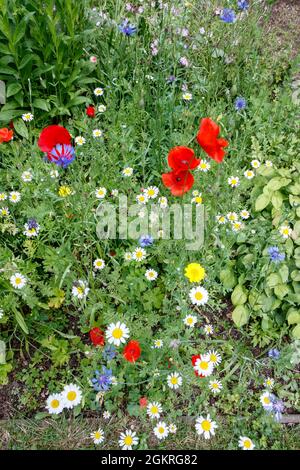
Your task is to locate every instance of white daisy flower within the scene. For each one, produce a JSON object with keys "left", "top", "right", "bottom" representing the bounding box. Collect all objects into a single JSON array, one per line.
[
  {"left": 239, "top": 436, "right": 255, "bottom": 450},
  {"left": 136, "top": 193, "right": 148, "bottom": 204},
  {"left": 95, "top": 187, "right": 107, "bottom": 199},
  {"left": 119, "top": 430, "right": 139, "bottom": 450},
  {"left": 61, "top": 384, "right": 82, "bottom": 409},
  {"left": 0, "top": 207, "right": 10, "bottom": 217},
  {"left": 167, "top": 372, "right": 182, "bottom": 390},
  {"left": 228, "top": 176, "right": 240, "bottom": 188},
  {"left": 103, "top": 410, "right": 111, "bottom": 419},
  {"left": 105, "top": 321, "right": 130, "bottom": 347},
  {"left": 226, "top": 212, "right": 238, "bottom": 222},
  {"left": 153, "top": 339, "right": 163, "bottom": 349},
  {"left": 264, "top": 377, "right": 275, "bottom": 389},
  {"left": 204, "top": 324, "right": 214, "bottom": 336},
  {"left": 195, "top": 414, "right": 217, "bottom": 439},
  {"left": 22, "top": 113, "right": 34, "bottom": 122},
  {"left": 216, "top": 215, "right": 226, "bottom": 224},
  {"left": 75, "top": 136, "right": 86, "bottom": 146},
  {"left": 240, "top": 209, "right": 250, "bottom": 219},
  {"left": 144, "top": 186, "right": 159, "bottom": 199},
  {"left": 147, "top": 402, "right": 163, "bottom": 420},
  {"left": 132, "top": 247, "right": 147, "bottom": 262},
  {"left": 194, "top": 354, "right": 214, "bottom": 377},
  {"left": 93, "top": 258, "right": 105, "bottom": 270},
  {"left": 122, "top": 167, "right": 133, "bottom": 177},
  {"left": 191, "top": 195, "right": 203, "bottom": 205},
  {"left": 198, "top": 160, "right": 210, "bottom": 172},
  {"left": 182, "top": 92, "right": 192, "bottom": 101},
  {"left": 158, "top": 196, "right": 168, "bottom": 208},
  {"left": 169, "top": 423, "right": 177, "bottom": 434},
  {"left": 92, "top": 129, "right": 103, "bottom": 138},
  {"left": 189, "top": 286, "right": 209, "bottom": 306},
  {"left": 50, "top": 169, "right": 59, "bottom": 178},
  {"left": 183, "top": 314, "right": 197, "bottom": 328},
  {"left": 207, "top": 350, "right": 222, "bottom": 366},
  {"left": 91, "top": 428, "right": 105, "bottom": 445},
  {"left": 111, "top": 189, "right": 119, "bottom": 197},
  {"left": 145, "top": 269, "right": 158, "bottom": 281},
  {"left": 98, "top": 104, "right": 106, "bottom": 113},
  {"left": 46, "top": 393, "right": 64, "bottom": 415},
  {"left": 10, "top": 273, "right": 26, "bottom": 289},
  {"left": 279, "top": 225, "right": 292, "bottom": 239},
  {"left": 244, "top": 169, "right": 255, "bottom": 179},
  {"left": 124, "top": 252, "right": 132, "bottom": 261},
  {"left": 9, "top": 191, "right": 21, "bottom": 203},
  {"left": 0, "top": 192, "right": 7, "bottom": 201},
  {"left": 231, "top": 221, "right": 243, "bottom": 232},
  {"left": 23, "top": 222, "right": 40, "bottom": 238},
  {"left": 21, "top": 171, "right": 33, "bottom": 182},
  {"left": 265, "top": 160, "right": 273, "bottom": 167},
  {"left": 94, "top": 87, "right": 104, "bottom": 96},
  {"left": 153, "top": 421, "right": 169, "bottom": 440},
  {"left": 72, "top": 280, "right": 89, "bottom": 299},
  {"left": 251, "top": 159, "right": 260, "bottom": 169},
  {"left": 209, "top": 380, "right": 223, "bottom": 394},
  {"left": 260, "top": 391, "right": 273, "bottom": 410}
]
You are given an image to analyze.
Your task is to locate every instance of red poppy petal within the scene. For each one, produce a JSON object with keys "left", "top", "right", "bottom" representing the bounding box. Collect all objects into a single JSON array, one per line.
[
  {"left": 168, "top": 146, "right": 195, "bottom": 169},
  {"left": 38, "top": 125, "right": 71, "bottom": 153}
]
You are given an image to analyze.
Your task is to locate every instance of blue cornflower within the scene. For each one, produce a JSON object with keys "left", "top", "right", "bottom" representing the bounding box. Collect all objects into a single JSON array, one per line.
[
  {"left": 47, "top": 144, "right": 75, "bottom": 168},
  {"left": 102, "top": 345, "right": 117, "bottom": 361},
  {"left": 268, "top": 246, "right": 285, "bottom": 263},
  {"left": 268, "top": 348, "right": 280, "bottom": 360},
  {"left": 27, "top": 218, "right": 39, "bottom": 229},
  {"left": 238, "top": 0, "right": 249, "bottom": 11},
  {"left": 139, "top": 235, "right": 154, "bottom": 247},
  {"left": 220, "top": 8, "right": 236, "bottom": 23},
  {"left": 235, "top": 96, "right": 247, "bottom": 111},
  {"left": 271, "top": 397, "right": 284, "bottom": 422},
  {"left": 91, "top": 366, "right": 113, "bottom": 392},
  {"left": 119, "top": 19, "right": 137, "bottom": 36},
  {"left": 166, "top": 75, "right": 176, "bottom": 84}
]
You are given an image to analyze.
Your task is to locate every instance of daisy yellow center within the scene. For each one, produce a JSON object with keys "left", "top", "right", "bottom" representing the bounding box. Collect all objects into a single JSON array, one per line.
[
  {"left": 219, "top": 217, "right": 225, "bottom": 222},
  {"left": 96, "top": 261, "right": 103, "bottom": 267},
  {"left": 148, "top": 189, "right": 155, "bottom": 196},
  {"left": 187, "top": 317, "right": 193, "bottom": 324},
  {"left": 151, "top": 406, "right": 158, "bottom": 414},
  {"left": 158, "top": 427, "right": 165, "bottom": 434},
  {"left": 11, "top": 195, "right": 17, "bottom": 200},
  {"left": 282, "top": 229, "right": 289, "bottom": 235},
  {"left": 51, "top": 399, "right": 60, "bottom": 408},
  {"left": 263, "top": 397, "right": 270, "bottom": 404},
  {"left": 195, "top": 291, "right": 203, "bottom": 301},
  {"left": 112, "top": 328, "right": 123, "bottom": 339},
  {"left": 136, "top": 251, "right": 143, "bottom": 258},
  {"left": 244, "top": 439, "right": 251, "bottom": 449},
  {"left": 124, "top": 436, "right": 133, "bottom": 446},
  {"left": 171, "top": 376, "right": 178, "bottom": 385},
  {"left": 199, "top": 361, "right": 208, "bottom": 370},
  {"left": 67, "top": 391, "right": 77, "bottom": 401},
  {"left": 201, "top": 163, "right": 207, "bottom": 169},
  {"left": 94, "top": 431, "right": 102, "bottom": 439},
  {"left": 195, "top": 197, "right": 202, "bottom": 204},
  {"left": 15, "top": 278, "right": 22, "bottom": 284},
  {"left": 201, "top": 420, "right": 211, "bottom": 431},
  {"left": 77, "top": 287, "right": 83, "bottom": 295},
  {"left": 212, "top": 383, "right": 218, "bottom": 389},
  {"left": 231, "top": 179, "right": 237, "bottom": 185},
  {"left": 210, "top": 354, "right": 217, "bottom": 362}
]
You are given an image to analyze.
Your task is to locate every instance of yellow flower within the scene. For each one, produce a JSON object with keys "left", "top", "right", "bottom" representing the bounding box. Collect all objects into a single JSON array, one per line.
[
  {"left": 58, "top": 186, "right": 72, "bottom": 198},
  {"left": 184, "top": 263, "right": 206, "bottom": 283}
]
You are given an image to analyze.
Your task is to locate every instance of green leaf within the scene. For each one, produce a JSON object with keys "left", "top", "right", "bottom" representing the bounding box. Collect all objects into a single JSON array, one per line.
[
  {"left": 266, "top": 273, "right": 281, "bottom": 288},
  {"left": 274, "top": 284, "right": 289, "bottom": 299},
  {"left": 220, "top": 268, "right": 237, "bottom": 289},
  {"left": 292, "top": 324, "right": 300, "bottom": 340},
  {"left": 15, "top": 310, "right": 29, "bottom": 334},
  {"left": 13, "top": 18, "right": 27, "bottom": 44},
  {"left": 266, "top": 177, "right": 291, "bottom": 191},
  {"left": 271, "top": 191, "right": 283, "bottom": 209},
  {"left": 231, "top": 284, "right": 247, "bottom": 306},
  {"left": 0, "top": 108, "right": 24, "bottom": 121},
  {"left": 255, "top": 193, "right": 270, "bottom": 211},
  {"left": 232, "top": 305, "right": 249, "bottom": 327},
  {"left": 287, "top": 308, "right": 300, "bottom": 325},
  {"left": 13, "top": 118, "right": 29, "bottom": 139},
  {"left": 33, "top": 98, "right": 50, "bottom": 111},
  {"left": 0, "top": 340, "right": 6, "bottom": 365},
  {"left": 6, "top": 82, "right": 22, "bottom": 98},
  {"left": 278, "top": 265, "right": 289, "bottom": 283}
]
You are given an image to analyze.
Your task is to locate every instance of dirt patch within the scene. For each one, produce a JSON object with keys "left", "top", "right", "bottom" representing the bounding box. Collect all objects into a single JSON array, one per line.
[{"left": 266, "top": 0, "right": 300, "bottom": 58}]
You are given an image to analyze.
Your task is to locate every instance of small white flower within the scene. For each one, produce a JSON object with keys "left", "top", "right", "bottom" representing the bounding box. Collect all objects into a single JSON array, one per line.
[
  {"left": 23, "top": 222, "right": 40, "bottom": 238},
  {"left": 251, "top": 159, "right": 261, "bottom": 169},
  {"left": 183, "top": 314, "right": 197, "bottom": 328},
  {"left": 153, "top": 339, "right": 163, "bottom": 349},
  {"left": 91, "top": 428, "right": 105, "bottom": 445},
  {"left": 111, "top": 189, "right": 118, "bottom": 197},
  {"left": 98, "top": 104, "right": 106, "bottom": 113},
  {"left": 136, "top": 193, "right": 148, "bottom": 204},
  {"left": 103, "top": 410, "right": 111, "bottom": 420},
  {"left": 10, "top": 273, "right": 26, "bottom": 289},
  {"left": 145, "top": 269, "right": 158, "bottom": 281},
  {"left": 95, "top": 187, "right": 107, "bottom": 199},
  {"left": 122, "top": 167, "right": 133, "bottom": 177},
  {"left": 22, "top": 113, "right": 34, "bottom": 122},
  {"left": 144, "top": 186, "right": 159, "bottom": 199},
  {"left": 61, "top": 384, "right": 82, "bottom": 409},
  {"left": 228, "top": 176, "right": 240, "bottom": 187},
  {"left": 119, "top": 430, "right": 139, "bottom": 450},
  {"left": 279, "top": 225, "right": 292, "bottom": 239},
  {"left": 198, "top": 160, "right": 210, "bottom": 172},
  {"left": 72, "top": 280, "right": 89, "bottom": 299},
  {"left": 0, "top": 207, "right": 10, "bottom": 217},
  {"left": 50, "top": 169, "right": 59, "bottom": 178},
  {"left": 191, "top": 195, "right": 203, "bottom": 205},
  {"left": 153, "top": 421, "right": 169, "bottom": 440},
  {"left": 239, "top": 436, "right": 255, "bottom": 450},
  {"left": 167, "top": 372, "right": 182, "bottom": 390},
  {"left": 105, "top": 321, "right": 130, "bottom": 347},
  {"left": 231, "top": 221, "right": 243, "bottom": 232},
  {"left": 260, "top": 391, "right": 273, "bottom": 410},
  {"left": 94, "top": 87, "right": 104, "bottom": 96},
  {"left": 132, "top": 247, "right": 146, "bottom": 262},
  {"left": 207, "top": 350, "right": 222, "bottom": 366},
  {"left": 265, "top": 160, "right": 273, "bottom": 167},
  {"left": 244, "top": 169, "right": 255, "bottom": 179},
  {"left": 169, "top": 423, "right": 177, "bottom": 434},
  {"left": 93, "top": 258, "right": 105, "bottom": 270},
  {"left": 216, "top": 215, "right": 226, "bottom": 224},
  {"left": 195, "top": 414, "right": 217, "bottom": 439},
  {"left": 264, "top": 377, "right": 275, "bottom": 389},
  {"left": 158, "top": 196, "right": 168, "bottom": 208},
  {"left": 240, "top": 209, "right": 250, "bottom": 220},
  {"left": 93, "top": 129, "right": 103, "bottom": 138},
  {"left": 124, "top": 252, "right": 132, "bottom": 261},
  {"left": 21, "top": 171, "right": 33, "bottom": 182},
  {"left": 227, "top": 212, "right": 238, "bottom": 222},
  {"left": 189, "top": 286, "right": 209, "bottom": 306},
  {"left": 9, "top": 191, "right": 21, "bottom": 203},
  {"left": 204, "top": 324, "right": 214, "bottom": 336},
  {"left": 46, "top": 393, "right": 64, "bottom": 415},
  {"left": 209, "top": 380, "right": 223, "bottom": 394},
  {"left": 182, "top": 92, "right": 193, "bottom": 101},
  {"left": 75, "top": 136, "right": 86, "bottom": 146},
  {"left": 194, "top": 354, "right": 214, "bottom": 377},
  {"left": 147, "top": 402, "right": 163, "bottom": 419},
  {"left": 0, "top": 192, "right": 7, "bottom": 201}
]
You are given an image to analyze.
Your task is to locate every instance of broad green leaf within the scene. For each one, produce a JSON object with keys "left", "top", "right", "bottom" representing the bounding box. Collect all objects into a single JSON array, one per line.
[
  {"left": 287, "top": 308, "right": 300, "bottom": 325},
  {"left": 232, "top": 305, "right": 249, "bottom": 327},
  {"left": 274, "top": 284, "right": 289, "bottom": 299},
  {"left": 6, "top": 82, "right": 22, "bottom": 98},
  {"left": 15, "top": 310, "right": 29, "bottom": 334},
  {"left": 231, "top": 284, "right": 247, "bottom": 306},
  {"left": 220, "top": 268, "right": 237, "bottom": 289},
  {"left": 278, "top": 265, "right": 289, "bottom": 283},
  {"left": 255, "top": 193, "right": 270, "bottom": 211},
  {"left": 271, "top": 191, "right": 283, "bottom": 210},
  {"left": 292, "top": 324, "right": 300, "bottom": 340},
  {"left": 13, "top": 118, "right": 29, "bottom": 139},
  {"left": 267, "top": 273, "right": 281, "bottom": 288},
  {"left": 33, "top": 98, "right": 50, "bottom": 111}
]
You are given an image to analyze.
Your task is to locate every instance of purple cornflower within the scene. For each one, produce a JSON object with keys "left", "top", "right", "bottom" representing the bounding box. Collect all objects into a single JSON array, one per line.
[
  {"left": 139, "top": 235, "right": 153, "bottom": 247},
  {"left": 220, "top": 8, "right": 236, "bottom": 23},
  {"left": 238, "top": 0, "right": 249, "bottom": 11},
  {"left": 268, "top": 348, "right": 280, "bottom": 360},
  {"left": 271, "top": 397, "right": 285, "bottom": 422},
  {"left": 27, "top": 218, "right": 39, "bottom": 229},
  {"left": 119, "top": 19, "right": 137, "bottom": 36},
  {"left": 179, "top": 56, "right": 189, "bottom": 67},
  {"left": 102, "top": 345, "right": 117, "bottom": 361},
  {"left": 92, "top": 366, "right": 113, "bottom": 392},
  {"left": 268, "top": 246, "right": 285, "bottom": 263},
  {"left": 235, "top": 96, "right": 247, "bottom": 110},
  {"left": 166, "top": 75, "right": 176, "bottom": 84},
  {"left": 47, "top": 144, "right": 75, "bottom": 168}
]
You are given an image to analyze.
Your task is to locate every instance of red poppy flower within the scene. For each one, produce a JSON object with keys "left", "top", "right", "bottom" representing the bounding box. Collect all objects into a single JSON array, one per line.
[
  {"left": 86, "top": 105, "right": 95, "bottom": 118},
  {"left": 191, "top": 354, "right": 204, "bottom": 378},
  {"left": 168, "top": 146, "right": 200, "bottom": 171},
  {"left": 38, "top": 125, "right": 71, "bottom": 153},
  {"left": 196, "top": 117, "right": 228, "bottom": 163},
  {"left": 89, "top": 327, "right": 105, "bottom": 346},
  {"left": 123, "top": 340, "right": 141, "bottom": 363},
  {"left": 162, "top": 169, "right": 194, "bottom": 196},
  {"left": 139, "top": 397, "right": 148, "bottom": 408},
  {"left": 0, "top": 128, "right": 13, "bottom": 143}
]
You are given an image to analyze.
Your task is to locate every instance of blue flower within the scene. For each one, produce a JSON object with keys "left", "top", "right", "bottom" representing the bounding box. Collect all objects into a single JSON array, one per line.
[
  {"left": 119, "top": 19, "right": 137, "bottom": 36},
  {"left": 238, "top": 0, "right": 249, "bottom": 11},
  {"left": 166, "top": 75, "right": 176, "bottom": 84},
  {"left": 92, "top": 366, "right": 113, "bottom": 392},
  {"left": 139, "top": 235, "right": 154, "bottom": 247},
  {"left": 220, "top": 8, "right": 236, "bottom": 23},
  {"left": 47, "top": 144, "right": 75, "bottom": 168},
  {"left": 268, "top": 246, "right": 285, "bottom": 263},
  {"left": 271, "top": 397, "right": 284, "bottom": 422},
  {"left": 102, "top": 345, "right": 117, "bottom": 361},
  {"left": 27, "top": 218, "right": 39, "bottom": 230},
  {"left": 235, "top": 97, "right": 247, "bottom": 110},
  {"left": 268, "top": 348, "right": 280, "bottom": 360}
]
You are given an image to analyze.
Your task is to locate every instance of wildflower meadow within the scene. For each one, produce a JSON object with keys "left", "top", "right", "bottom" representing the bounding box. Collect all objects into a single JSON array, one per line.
[{"left": 0, "top": 0, "right": 299, "bottom": 453}]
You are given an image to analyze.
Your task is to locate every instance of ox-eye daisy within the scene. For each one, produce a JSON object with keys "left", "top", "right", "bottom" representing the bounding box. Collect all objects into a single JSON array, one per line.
[
  {"left": 22, "top": 112, "right": 34, "bottom": 122},
  {"left": 260, "top": 391, "right": 274, "bottom": 410},
  {"left": 132, "top": 247, "right": 146, "bottom": 262},
  {"left": 169, "top": 424, "right": 177, "bottom": 434},
  {"left": 9, "top": 191, "right": 21, "bottom": 203},
  {"left": 153, "top": 339, "right": 163, "bottom": 349},
  {"left": 207, "top": 350, "right": 222, "bottom": 366},
  {"left": 122, "top": 167, "right": 133, "bottom": 177},
  {"left": 182, "top": 92, "right": 192, "bottom": 101},
  {"left": 91, "top": 428, "right": 105, "bottom": 445},
  {"left": 10, "top": 273, "right": 26, "bottom": 289},
  {"left": 21, "top": 171, "right": 33, "bottom": 182},
  {"left": 189, "top": 286, "right": 209, "bottom": 306},
  {"left": 265, "top": 160, "right": 273, "bottom": 167},
  {"left": 153, "top": 422, "right": 169, "bottom": 440},
  {"left": 227, "top": 212, "right": 238, "bottom": 222},
  {"left": 136, "top": 193, "right": 148, "bottom": 204},
  {"left": 98, "top": 104, "right": 106, "bottom": 113},
  {"left": 198, "top": 160, "right": 210, "bottom": 172},
  {"left": 194, "top": 354, "right": 214, "bottom": 377},
  {"left": 183, "top": 314, "right": 197, "bottom": 328},
  {"left": 251, "top": 159, "right": 260, "bottom": 169},
  {"left": 145, "top": 269, "right": 158, "bottom": 281},
  {"left": 147, "top": 402, "right": 162, "bottom": 419},
  {"left": 167, "top": 372, "right": 182, "bottom": 390},
  {"left": 204, "top": 324, "right": 214, "bottom": 335},
  {"left": 228, "top": 176, "right": 240, "bottom": 187},
  {"left": 95, "top": 187, "right": 107, "bottom": 199},
  {"left": 191, "top": 195, "right": 203, "bottom": 205},
  {"left": 279, "top": 225, "right": 292, "bottom": 239},
  {"left": 62, "top": 384, "right": 82, "bottom": 409},
  {"left": 144, "top": 186, "right": 159, "bottom": 199},
  {"left": 46, "top": 393, "right": 64, "bottom": 415},
  {"left": 195, "top": 414, "right": 217, "bottom": 439},
  {"left": 158, "top": 196, "right": 168, "bottom": 208},
  {"left": 232, "top": 221, "right": 243, "bottom": 232},
  {"left": 240, "top": 209, "right": 250, "bottom": 219},
  {"left": 119, "top": 430, "right": 139, "bottom": 450},
  {"left": 106, "top": 321, "right": 130, "bottom": 347},
  {"left": 75, "top": 136, "right": 86, "bottom": 146},
  {"left": 94, "top": 87, "right": 104, "bottom": 96},
  {"left": 264, "top": 377, "right": 275, "bottom": 389},
  {"left": 72, "top": 280, "right": 89, "bottom": 299},
  {"left": 93, "top": 129, "right": 103, "bottom": 138},
  {"left": 244, "top": 169, "right": 255, "bottom": 179},
  {"left": 239, "top": 436, "right": 255, "bottom": 450},
  {"left": 124, "top": 252, "right": 132, "bottom": 261},
  {"left": 94, "top": 258, "right": 105, "bottom": 270},
  {"left": 209, "top": 380, "right": 223, "bottom": 394},
  {"left": 216, "top": 215, "right": 226, "bottom": 224},
  {"left": 0, "top": 192, "right": 7, "bottom": 201},
  {"left": 0, "top": 207, "right": 9, "bottom": 217}
]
